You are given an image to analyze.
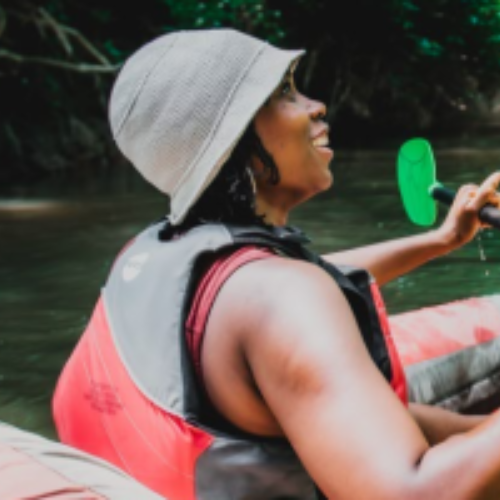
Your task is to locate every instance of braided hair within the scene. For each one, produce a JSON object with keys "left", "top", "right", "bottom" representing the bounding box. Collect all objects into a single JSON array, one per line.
[{"left": 159, "top": 124, "right": 279, "bottom": 239}]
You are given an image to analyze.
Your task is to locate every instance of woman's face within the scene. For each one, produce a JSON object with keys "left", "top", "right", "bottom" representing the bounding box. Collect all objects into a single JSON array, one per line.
[{"left": 252, "top": 69, "right": 333, "bottom": 210}]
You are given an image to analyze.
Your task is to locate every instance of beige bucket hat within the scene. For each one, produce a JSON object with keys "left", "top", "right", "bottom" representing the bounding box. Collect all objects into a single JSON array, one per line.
[{"left": 109, "top": 29, "right": 304, "bottom": 224}]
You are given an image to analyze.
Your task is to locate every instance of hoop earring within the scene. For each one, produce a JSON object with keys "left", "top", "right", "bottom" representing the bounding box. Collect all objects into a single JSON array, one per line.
[{"left": 246, "top": 166, "right": 257, "bottom": 195}]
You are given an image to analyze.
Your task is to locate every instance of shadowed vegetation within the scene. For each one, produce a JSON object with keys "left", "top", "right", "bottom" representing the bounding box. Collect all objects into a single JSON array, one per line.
[{"left": 2, "top": 0, "right": 500, "bottom": 183}]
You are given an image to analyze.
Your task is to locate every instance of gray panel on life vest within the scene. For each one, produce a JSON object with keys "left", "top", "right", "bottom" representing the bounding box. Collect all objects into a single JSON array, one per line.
[
  {"left": 195, "top": 436, "right": 317, "bottom": 500},
  {"left": 103, "top": 222, "right": 233, "bottom": 415},
  {"left": 406, "top": 336, "right": 500, "bottom": 412}
]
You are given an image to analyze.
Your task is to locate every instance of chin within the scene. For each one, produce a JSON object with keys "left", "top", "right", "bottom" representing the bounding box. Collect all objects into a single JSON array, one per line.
[
  {"left": 299, "top": 176, "right": 333, "bottom": 205},
  {"left": 317, "top": 170, "right": 334, "bottom": 192}
]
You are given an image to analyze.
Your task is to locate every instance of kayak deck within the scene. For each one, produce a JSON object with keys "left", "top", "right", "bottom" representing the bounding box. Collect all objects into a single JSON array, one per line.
[{"left": 390, "top": 294, "right": 500, "bottom": 413}]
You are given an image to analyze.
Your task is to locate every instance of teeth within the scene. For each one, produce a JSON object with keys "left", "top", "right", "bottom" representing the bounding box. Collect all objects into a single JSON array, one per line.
[{"left": 313, "top": 135, "right": 329, "bottom": 148}]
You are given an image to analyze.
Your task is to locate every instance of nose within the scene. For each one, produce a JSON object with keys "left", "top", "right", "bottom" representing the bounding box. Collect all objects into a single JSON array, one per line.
[{"left": 307, "top": 97, "right": 327, "bottom": 121}]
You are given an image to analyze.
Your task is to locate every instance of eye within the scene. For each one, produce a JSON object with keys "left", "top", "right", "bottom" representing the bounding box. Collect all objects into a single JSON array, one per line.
[
  {"left": 279, "top": 77, "right": 296, "bottom": 99},
  {"left": 280, "top": 80, "right": 293, "bottom": 96}
]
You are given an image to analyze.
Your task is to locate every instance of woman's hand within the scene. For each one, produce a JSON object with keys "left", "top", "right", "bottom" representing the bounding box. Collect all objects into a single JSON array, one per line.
[
  {"left": 323, "top": 171, "right": 500, "bottom": 285},
  {"left": 437, "top": 171, "right": 500, "bottom": 251}
]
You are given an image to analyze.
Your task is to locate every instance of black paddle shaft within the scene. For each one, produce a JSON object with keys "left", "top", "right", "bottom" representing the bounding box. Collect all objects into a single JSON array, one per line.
[
  {"left": 431, "top": 185, "right": 500, "bottom": 230},
  {"left": 431, "top": 185, "right": 455, "bottom": 205},
  {"left": 479, "top": 205, "right": 500, "bottom": 229}
]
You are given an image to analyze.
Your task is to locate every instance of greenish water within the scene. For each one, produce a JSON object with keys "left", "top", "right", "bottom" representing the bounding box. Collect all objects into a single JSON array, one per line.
[{"left": 1, "top": 148, "right": 500, "bottom": 439}]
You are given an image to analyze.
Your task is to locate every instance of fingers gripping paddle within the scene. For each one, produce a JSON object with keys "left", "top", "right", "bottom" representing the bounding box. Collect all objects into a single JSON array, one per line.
[{"left": 397, "top": 138, "right": 500, "bottom": 229}]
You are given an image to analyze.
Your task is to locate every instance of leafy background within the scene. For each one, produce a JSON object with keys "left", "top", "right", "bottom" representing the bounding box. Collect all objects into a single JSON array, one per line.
[{"left": 2, "top": 0, "right": 500, "bottom": 183}]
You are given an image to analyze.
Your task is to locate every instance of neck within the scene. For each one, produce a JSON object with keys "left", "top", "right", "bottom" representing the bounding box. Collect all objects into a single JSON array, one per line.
[{"left": 255, "top": 195, "right": 289, "bottom": 227}]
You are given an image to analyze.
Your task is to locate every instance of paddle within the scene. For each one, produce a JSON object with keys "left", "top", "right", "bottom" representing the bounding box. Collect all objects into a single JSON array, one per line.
[{"left": 397, "top": 138, "right": 500, "bottom": 229}]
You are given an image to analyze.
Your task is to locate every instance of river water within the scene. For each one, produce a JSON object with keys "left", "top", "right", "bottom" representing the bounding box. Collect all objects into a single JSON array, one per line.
[{"left": 1, "top": 147, "right": 499, "bottom": 439}]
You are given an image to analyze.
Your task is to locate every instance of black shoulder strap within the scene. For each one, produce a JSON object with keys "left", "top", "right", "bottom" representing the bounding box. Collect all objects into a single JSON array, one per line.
[
  {"left": 229, "top": 224, "right": 367, "bottom": 301},
  {"left": 228, "top": 224, "right": 385, "bottom": 363}
]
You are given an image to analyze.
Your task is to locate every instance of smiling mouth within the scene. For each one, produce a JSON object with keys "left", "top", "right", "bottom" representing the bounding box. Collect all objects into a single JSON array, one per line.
[
  {"left": 312, "top": 133, "right": 330, "bottom": 149},
  {"left": 312, "top": 132, "right": 334, "bottom": 161}
]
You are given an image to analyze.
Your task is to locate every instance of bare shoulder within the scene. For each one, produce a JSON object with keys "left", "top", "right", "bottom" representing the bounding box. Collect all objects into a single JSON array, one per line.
[
  {"left": 201, "top": 255, "right": 359, "bottom": 436},
  {"left": 216, "top": 255, "right": 351, "bottom": 324},
  {"left": 227, "top": 256, "right": 365, "bottom": 359},
  {"left": 205, "top": 255, "right": 430, "bottom": 499},
  {"left": 211, "top": 254, "right": 371, "bottom": 397},
  {"left": 216, "top": 255, "right": 360, "bottom": 348}
]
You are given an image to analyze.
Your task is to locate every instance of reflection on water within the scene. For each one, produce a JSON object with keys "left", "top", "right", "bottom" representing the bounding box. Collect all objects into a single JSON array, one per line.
[{"left": 1, "top": 148, "right": 499, "bottom": 438}]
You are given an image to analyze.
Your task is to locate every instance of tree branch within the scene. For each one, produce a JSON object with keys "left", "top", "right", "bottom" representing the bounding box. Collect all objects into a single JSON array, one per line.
[
  {"left": 62, "top": 25, "right": 111, "bottom": 65},
  {"left": 6, "top": 6, "right": 112, "bottom": 66},
  {"left": 0, "top": 49, "right": 120, "bottom": 74},
  {"left": 38, "top": 7, "right": 73, "bottom": 57},
  {"left": 37, "top": 8, "right": 111, "bottom": 65}
]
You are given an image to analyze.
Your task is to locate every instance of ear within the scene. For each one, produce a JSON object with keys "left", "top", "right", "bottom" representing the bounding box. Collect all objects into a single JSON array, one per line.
[
  {"left": 247, "top": 153, "right": 264, "bottom": 178},
  {"left": 248, "top": 155, "right": 272, "bottom": 193}
]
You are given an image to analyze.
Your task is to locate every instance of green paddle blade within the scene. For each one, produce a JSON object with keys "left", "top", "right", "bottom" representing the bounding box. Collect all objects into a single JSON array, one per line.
[{"left": 397, "top": 138, "right": 437, "bottom": 226}]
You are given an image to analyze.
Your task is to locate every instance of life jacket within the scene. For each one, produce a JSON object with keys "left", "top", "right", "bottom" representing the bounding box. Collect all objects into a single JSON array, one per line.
[{"left": 53, "top": 222, "right": 407, "bottom": 500}]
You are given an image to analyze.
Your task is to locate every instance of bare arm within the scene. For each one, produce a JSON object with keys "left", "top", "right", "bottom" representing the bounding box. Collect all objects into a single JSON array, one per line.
[
  {"left": 235, "top": 259, "right": 500, "bottom": 499},
  {"left": 409, "top": 403, "right": 486, "bottom": 446},
  {"left": 323, "top": 172, "right": 500, "bottom": 285},
  {"left": 323, "top": 229, "right": 451, "bottom": 286}
]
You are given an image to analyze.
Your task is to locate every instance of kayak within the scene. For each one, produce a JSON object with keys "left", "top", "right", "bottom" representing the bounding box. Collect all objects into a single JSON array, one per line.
[
  {"left": 0, "top": 421, "right": 164, "bottom": 500},
  {"left": 390, "top": 294, "right": 500, "bottom": 413}
]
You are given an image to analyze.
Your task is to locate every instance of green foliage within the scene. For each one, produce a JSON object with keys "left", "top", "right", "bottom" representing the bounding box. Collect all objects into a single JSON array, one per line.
[
  {"left": 161, "top": 0, "right": 284, "bottom": 41},
  {"left": 2, "top": 0, "right": 500, "bottom": 181},
  {"left": 270, "top": 0, "right": 500, "bottom": 143}
]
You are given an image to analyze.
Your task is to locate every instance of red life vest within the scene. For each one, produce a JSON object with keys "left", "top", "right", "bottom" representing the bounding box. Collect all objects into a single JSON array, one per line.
[{"left": 53, "top": 223, "right": 407, "bottom": 500}]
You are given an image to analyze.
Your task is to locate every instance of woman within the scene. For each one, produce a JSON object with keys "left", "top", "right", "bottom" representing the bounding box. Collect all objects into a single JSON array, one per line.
[{"left": 53, "top": 28, "right": 500, "bottom": 499}]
